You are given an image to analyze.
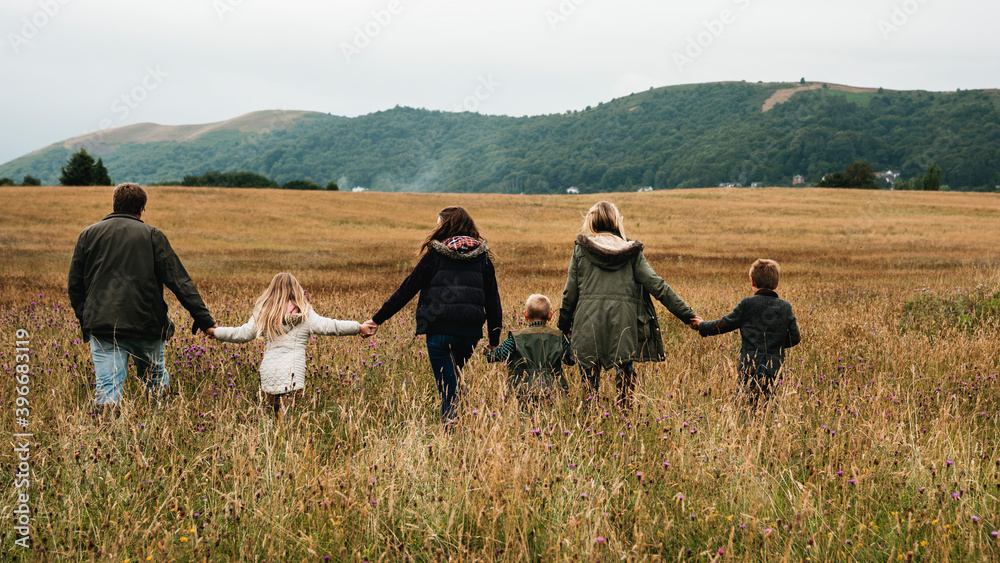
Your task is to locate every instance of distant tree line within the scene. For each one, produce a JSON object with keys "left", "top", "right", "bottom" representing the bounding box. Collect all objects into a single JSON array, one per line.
[
  {"left": 817, "top": 161, "right": 879, "bottom": 189},
  {"left": 894, "top": 163, "right": 942, "bottom": 191},
  {"left": 0, "top": 175, "right": 41, "bottom": 186},
  {"left": 815, "top": 160, "right": 944, "bottom": 190},
  {"left": 38, "top": 149, "right": 340, "bottom": 191},
  {"left": 160, "top": 170, "right": 339, "bottom": 190},
  {"left": 4, "top": 149, "right": 113, "bottom": 186}
]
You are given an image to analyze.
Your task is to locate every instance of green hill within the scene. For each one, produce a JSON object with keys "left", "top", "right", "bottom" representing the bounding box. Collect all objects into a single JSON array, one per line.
[{"left": 2, "top": 82, "right": 998, "bottom": 192}]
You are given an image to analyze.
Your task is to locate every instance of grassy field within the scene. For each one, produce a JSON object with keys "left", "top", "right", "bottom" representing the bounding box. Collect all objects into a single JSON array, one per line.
[{"left": 2, "top": 186, "right": 999, "bottom": 561}]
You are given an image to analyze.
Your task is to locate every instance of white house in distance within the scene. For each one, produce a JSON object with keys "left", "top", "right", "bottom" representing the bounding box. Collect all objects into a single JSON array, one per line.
[
  {"left": 876, "top": 170, "right": 901, "bottom": 186},
  {"left": 566, "top": 186, "right": 580, "bottom": 194},
  {"left": 637, "top": 186, "right": 653, "bottom": 192},
  {"left": 352, "top": 186, "right": 367, "bottom": 192}
]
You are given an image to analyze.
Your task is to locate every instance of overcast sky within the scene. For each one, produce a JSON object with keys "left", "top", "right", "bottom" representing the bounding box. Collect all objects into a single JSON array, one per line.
[{"left": 2, "top": 0, "right": 997, "bottom": 165}]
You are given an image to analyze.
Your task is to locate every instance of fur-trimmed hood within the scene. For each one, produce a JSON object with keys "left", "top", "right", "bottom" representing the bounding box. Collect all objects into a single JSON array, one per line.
[
  {"left": 429, "top": 239, "right": 490, "bottom": 261},
  {"left": 575, "top": 233, "right": 644, "bottom": 271}
]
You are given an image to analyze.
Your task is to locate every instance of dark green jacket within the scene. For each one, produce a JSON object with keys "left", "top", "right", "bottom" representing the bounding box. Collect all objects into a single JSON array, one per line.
[
  {"left": 68, "top": 213, "right": 215, "bottom": 341},
  {"left": 507, "top": 325, "right": 569, "bottom": 396},
  {"left": 558, "top": 233, "right": 695, "bottom": 370}
]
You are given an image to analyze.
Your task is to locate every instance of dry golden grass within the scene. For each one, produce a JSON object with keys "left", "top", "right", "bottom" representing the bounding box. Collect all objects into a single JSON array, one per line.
[{"left": 1, "top": 186, "right": 999, "bottom": 561}]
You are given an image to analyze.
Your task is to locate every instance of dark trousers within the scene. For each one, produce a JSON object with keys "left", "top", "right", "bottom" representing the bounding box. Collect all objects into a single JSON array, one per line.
[
  {"left": 739, "top": 363, "right": 778, "bottom": 410},
  {"left": 426, "top": 333, "right": 479, "bottom": 423},
  {"left": 581, "top": 361, "right": 636, "bottom": 406}
]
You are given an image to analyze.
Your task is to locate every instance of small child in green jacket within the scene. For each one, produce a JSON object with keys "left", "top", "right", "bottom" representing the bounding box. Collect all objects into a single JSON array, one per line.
[{"left": 486, "top": 294, "right": 572, "bottom": 401}]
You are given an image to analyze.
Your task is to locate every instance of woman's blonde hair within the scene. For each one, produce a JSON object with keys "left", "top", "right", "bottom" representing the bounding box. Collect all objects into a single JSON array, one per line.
[
  {"left": 252, "top": 273, "right": 311, "bottom": 341},
  {"left": 581, "top": 201, "right": 627, "bottom": 239}
]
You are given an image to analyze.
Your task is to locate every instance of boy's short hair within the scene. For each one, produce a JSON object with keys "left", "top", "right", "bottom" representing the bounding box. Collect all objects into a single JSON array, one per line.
[
  {"left": 113, "top": 183, "right": 147, "bottom": 215},
  {"left": 524, "top": 294, "right": 552, "bottom": 320},
  {"left": 749, "top": 259, "right": 780, "bottom": 290}
]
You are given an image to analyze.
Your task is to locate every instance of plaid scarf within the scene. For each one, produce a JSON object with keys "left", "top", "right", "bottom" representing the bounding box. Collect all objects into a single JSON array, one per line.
[{"left": 444, "top": 236, "right": 481, "bottom": 251}]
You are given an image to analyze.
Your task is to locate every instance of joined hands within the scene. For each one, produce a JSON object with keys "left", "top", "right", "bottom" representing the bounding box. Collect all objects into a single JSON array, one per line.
[{"left": 360, "top": 319, "right": 379, "bottom": 338}]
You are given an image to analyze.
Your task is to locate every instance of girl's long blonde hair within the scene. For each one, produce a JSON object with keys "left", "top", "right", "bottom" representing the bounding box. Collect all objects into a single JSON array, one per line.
[
  {"left": 251, "top": 273, "right": 311, "bottom": 341},
  {"left": 581, "top": 201, "right": 627, "bottom": 239}
]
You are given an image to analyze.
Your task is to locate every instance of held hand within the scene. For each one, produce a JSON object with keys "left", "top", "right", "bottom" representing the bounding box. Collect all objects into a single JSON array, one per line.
[
  {"left": 360, "top": 319, "right": 379, "bottom": 337},
  {"left": 205, "top": 324, "right": 218, "bottom": 338},
  {"left": 687, "top": 316, "right": 703, "bottom": 330},
  {"left": 482, "top": 344, "right": 497, "bottom": 354}
]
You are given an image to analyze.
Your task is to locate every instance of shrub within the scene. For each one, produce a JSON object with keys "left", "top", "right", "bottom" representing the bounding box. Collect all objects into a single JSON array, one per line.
[
  {"left": 901, "top": 285, "right": 1000, "bottom": 335},
  {"left": 180, "top": 171, "right": 279, "bottom": 189},
  {"left": 282, "top": 179, "right": 323, "bottom": 190}
]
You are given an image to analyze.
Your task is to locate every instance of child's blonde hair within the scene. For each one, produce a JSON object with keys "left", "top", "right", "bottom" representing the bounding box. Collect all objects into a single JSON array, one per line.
[
  {"left": 749, "top": 259, "right": 780, "bottom": 290},
  {"left": 524, "top": 294, "right": 552, "bottom": 320},
  {"left": 581, "top": 201, "right": 627, "bottom": 239},
  {"left": 252, "top": 273, "right": 311, "bottom": 341}
]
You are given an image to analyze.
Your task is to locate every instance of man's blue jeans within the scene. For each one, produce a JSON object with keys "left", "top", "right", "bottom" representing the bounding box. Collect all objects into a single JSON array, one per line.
[
  {"left": 89, "top": 335, "right": 169, "bottom": 405},
  {"left": 425, "top": 333, "right": 479, "bottom": 423}
]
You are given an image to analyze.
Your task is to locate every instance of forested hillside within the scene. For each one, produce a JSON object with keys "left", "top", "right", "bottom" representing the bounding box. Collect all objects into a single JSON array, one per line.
[{"left": 2, "top": 82, "right": 998, "bottom": 192}]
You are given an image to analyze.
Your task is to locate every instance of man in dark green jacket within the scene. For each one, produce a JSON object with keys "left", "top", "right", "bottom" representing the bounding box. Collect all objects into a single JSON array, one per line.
[{"left": 68, "top": 183, "right": 216, "bottom": 407}]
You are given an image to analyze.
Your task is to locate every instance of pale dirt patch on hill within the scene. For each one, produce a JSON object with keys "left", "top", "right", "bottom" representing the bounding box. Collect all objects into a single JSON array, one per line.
[
  {"left": 762, "top": 82, "right": 880, "bottom": 111},
  {"left": 59, "top": 110, "right": 324, "bottom": 149}
]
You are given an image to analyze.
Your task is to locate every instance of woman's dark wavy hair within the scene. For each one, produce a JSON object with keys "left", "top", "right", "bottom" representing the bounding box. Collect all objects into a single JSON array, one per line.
[{"left": 420, "top": 206, "right": 491, "bottom": 257}]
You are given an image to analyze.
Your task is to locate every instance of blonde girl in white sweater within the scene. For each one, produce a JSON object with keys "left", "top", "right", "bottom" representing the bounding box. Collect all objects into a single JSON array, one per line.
[{"left": 208, "top": 273, "right": 373, "bottom": 419}]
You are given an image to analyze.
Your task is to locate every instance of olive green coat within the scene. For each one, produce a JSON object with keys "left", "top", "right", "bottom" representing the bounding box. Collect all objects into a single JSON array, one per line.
[
  {"left": 558, "top": 234, "right": 695, "bottom": 370},
  {"left": 507, "top": 325, "right": 570, "bottom": 398}
]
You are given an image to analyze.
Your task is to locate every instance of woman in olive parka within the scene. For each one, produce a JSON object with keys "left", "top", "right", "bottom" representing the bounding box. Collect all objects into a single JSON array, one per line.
[{"left": 558, "top": 201, "right": 700, "bottom": 405}]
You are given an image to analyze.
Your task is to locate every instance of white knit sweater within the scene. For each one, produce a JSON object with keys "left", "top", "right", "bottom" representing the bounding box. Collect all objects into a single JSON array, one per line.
[{"left": 214, "top": 309, "right": 360, "bottom": 395}]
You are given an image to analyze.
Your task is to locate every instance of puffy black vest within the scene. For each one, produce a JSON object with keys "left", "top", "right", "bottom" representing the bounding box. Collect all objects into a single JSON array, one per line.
[{"left": 415, "top": 243, "right": 489, "bottom": 338}]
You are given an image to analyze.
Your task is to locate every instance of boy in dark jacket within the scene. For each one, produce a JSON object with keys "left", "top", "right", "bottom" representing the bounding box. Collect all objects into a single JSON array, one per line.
[
  {"left": 486, "top": 294, "right": 571, "bottom": 401},
  {"left": 694, "top": 259, "right": 801, "bottom": 409}
]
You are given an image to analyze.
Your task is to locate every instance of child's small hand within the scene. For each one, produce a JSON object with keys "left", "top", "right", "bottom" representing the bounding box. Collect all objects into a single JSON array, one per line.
[
  {"left": 688, "top": 316, "right": 703, "bottom": 329},
  {"left": 205, "top": 325, "right": 217, "bottom": 338},
  {"left": 359, "top": 320, "right": 378, "bottom": 337}
]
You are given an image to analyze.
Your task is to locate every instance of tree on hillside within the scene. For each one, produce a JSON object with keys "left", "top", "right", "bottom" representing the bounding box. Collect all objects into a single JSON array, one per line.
[
  {"left": 923, "top": 163, "right": 941, "bottom": 191},
  {"left": 326, "top": 181, "right": 339, "bottom": 191},
  {"left": 817, "top": 161, "right": 878, "bottom": 189},
  {"left": 59, "top": 149, "right": 112, "bottom": 186},
  {"left": 21, "top": 175, "right": 41, "bottom": 186},
  {"left": 59, "top": 149, "right": 97, "bottom": 186},
  {"left": 0, "top": 177, "right": 15, "bottom": 186},
  {"left": 92, "top": 158, "right": 112, "bottom": 186},
  {"left": 844, "top": 161, "right": 878, "bottom": 189}
]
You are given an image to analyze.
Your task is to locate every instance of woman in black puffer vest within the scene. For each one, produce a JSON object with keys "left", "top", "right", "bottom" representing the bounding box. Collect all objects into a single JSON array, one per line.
[{"left": 366, "top": 207, "right": 502, "bottom": 424}]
